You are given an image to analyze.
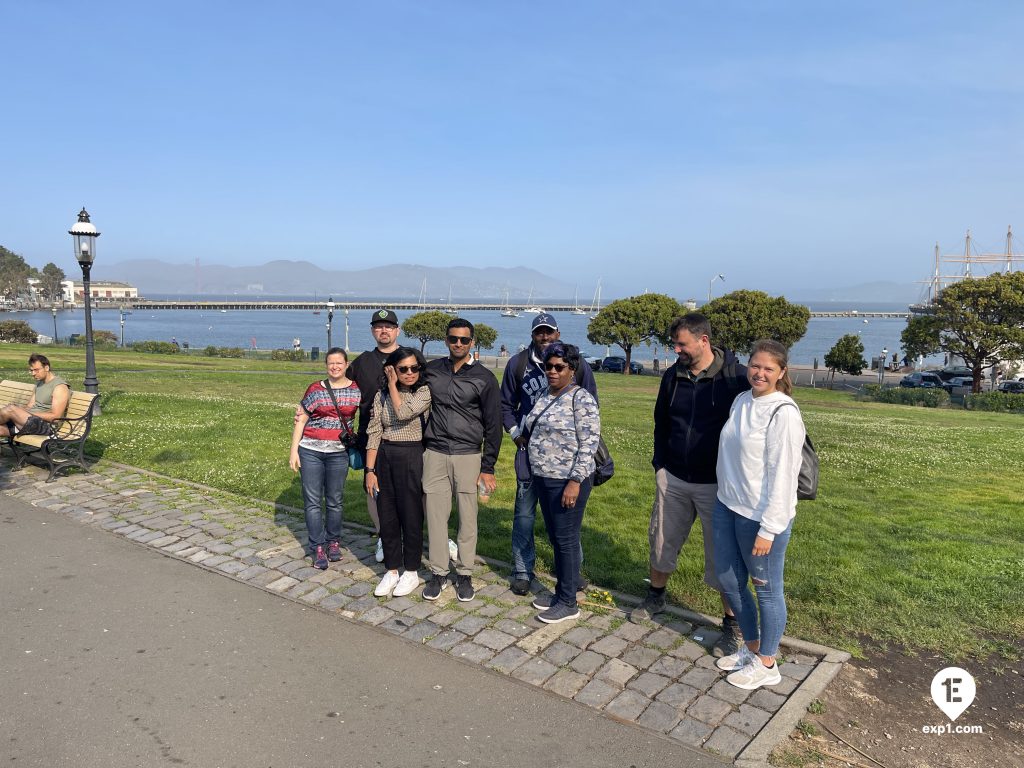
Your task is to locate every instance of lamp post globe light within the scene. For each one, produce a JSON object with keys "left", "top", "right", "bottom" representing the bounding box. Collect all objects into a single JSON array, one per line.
[
  {"left": 69, "top": 208, "right": 100, "bottom": 401},
  {"left": 878, "top": 347, "right": 888, "bottom": 385},
  {"left": 51, "top": 306, "right": 58, "bottom": 344},
  {"left": 326, "top": 296, "right": 335, "bottom": 350}
]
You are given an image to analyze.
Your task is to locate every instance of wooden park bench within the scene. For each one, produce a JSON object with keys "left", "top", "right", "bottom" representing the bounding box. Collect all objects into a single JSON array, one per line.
[{"left": 1, "top": 380, "right": 98, "bottom": 482}]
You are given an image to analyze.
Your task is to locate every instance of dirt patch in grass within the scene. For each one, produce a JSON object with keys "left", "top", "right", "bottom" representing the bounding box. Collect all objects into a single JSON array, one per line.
[{"left": 773, "top": 644, "right": 1023, "bottom": 768}]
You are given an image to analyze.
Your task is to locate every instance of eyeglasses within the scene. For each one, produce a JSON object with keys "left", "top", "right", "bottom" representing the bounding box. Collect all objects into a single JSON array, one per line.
[
  {"left": 446, "top": 335, "right": 472, "bottom": 345},
  {"left": 396, "top": 365, "right": 421, "bottom": 374},
  {"left": 544, "top": 362, "right": 568, "bottom": 372}
]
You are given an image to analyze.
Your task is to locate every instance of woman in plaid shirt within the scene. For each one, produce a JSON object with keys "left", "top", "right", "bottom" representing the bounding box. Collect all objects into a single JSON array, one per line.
[{"left": 365, "top": 347, "right": 432, "bottom": 598}]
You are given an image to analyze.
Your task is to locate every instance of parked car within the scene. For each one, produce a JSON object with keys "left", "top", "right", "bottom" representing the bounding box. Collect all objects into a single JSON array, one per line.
[
  {"left": 997, "top": 380, "right": 1024, "bottom": 394},
  {"left": 942, "top": 376, "right": 975, "bottom": 393},
  {"left": 935, "top": 366, "right": 972, "bottom": 383},
  {"left": 899, "top": 372, "right": 943, "bottom": 388},
  {"left": 584, "top": 356, "right": 604, "bottom": 370},
  {"left": 600, "top": 356, "right": 644, "bottom": 374}
]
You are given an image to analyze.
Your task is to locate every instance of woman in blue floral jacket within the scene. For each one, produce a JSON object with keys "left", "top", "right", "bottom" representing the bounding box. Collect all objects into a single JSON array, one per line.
[{"left": 522, "top": 343, "right": 600, "bottom": 624}]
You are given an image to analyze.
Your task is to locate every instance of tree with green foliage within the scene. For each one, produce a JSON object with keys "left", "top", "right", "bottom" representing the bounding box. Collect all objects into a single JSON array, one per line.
[
  {"left": 900, "top": 314, "right": 943, "bottom": 361},
  {"left": 823, "top": 334, "right": 868, "bottom": 387},
  {"left": 474, "top": 323, "right": 498, "bottom": 351},
  {"left": 587, "top": 293, "right": 682, "bottom": 374},
  {"left": 702, "top": 290, "right": 810, "bottom": 354},
  {"left": 39, "top": 263, "right": 67, "bottom": 302},
  {"left": 402, "top": 310, "right": 452, "bottom": 353},
  {"left": 0, "top": 246, "right": 32, "bottom": 301},
  {"left": 902, "top": 272, "right": 1024, "bottom": 393},
  {"left": 0, "top": 320, "right": 38, "bottom": 343}
]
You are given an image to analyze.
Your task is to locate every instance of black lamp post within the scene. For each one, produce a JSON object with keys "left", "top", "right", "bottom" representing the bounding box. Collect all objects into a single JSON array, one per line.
[
  {"left": 119, "top": 306, "right": 127, "bottom": 347},
  {"left": 69, "top": 208, "right": 100, "bottom": 404},
  {"left": 51, "top": 306, "right": 58, "bottom": 344},
  {"left": 326, "top": 296, "right": 334, "bottom": 350}
]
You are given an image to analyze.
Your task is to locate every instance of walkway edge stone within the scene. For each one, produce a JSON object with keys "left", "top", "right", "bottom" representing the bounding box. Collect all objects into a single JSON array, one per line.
[{"left": 734, "top": 657, "right": 849, "bottom": 768}]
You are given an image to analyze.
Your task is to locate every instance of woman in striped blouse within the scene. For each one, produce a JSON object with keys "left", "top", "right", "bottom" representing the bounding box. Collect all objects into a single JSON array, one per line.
[{"left": 289, "top": 347, "right": 361, "bottom": 570}]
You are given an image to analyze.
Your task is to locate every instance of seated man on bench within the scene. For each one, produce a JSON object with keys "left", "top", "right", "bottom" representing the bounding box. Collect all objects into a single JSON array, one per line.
[{"left": 0, "top": 354, "right": 70, "bottom": 439}]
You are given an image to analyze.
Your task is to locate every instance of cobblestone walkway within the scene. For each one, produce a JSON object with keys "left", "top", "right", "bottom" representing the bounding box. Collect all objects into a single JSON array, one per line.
[{"left": 0, "top": 458, "right": 849, "bottom": 766}]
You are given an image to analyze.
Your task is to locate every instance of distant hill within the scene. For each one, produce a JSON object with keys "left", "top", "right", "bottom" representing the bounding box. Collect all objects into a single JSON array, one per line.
[{"left": 92, "top": 260, "right": 575, "bottom": 301}]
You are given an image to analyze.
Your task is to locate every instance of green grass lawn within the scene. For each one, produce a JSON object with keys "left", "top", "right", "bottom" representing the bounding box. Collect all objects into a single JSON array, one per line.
[{"left": 2, "top": 345, "right": 1021, "bottom": 661}]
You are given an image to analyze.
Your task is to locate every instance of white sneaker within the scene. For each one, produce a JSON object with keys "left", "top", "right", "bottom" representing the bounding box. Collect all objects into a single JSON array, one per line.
[
  {"left": 374, "top": 570, "right": 400, "bottom": 597},
  {"left": 375, "top": 538, "right": 384, "bottom": 563},
  {"left": 726, "top": 656, "right": 783, "bottom": 690},
  {"left": 448, "top": 538, "right": 458, "bottom": 562},
  {"left": 393, "top": 570, "right": 420, "bottom": 597},
  {"left": 716, "top": 645, "right": 756, "bottom": 672}
]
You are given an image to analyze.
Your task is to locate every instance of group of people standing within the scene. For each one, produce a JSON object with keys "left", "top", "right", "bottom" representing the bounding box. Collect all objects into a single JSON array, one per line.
[{"left": 288, "top": 308, "right": 807, "bottom": 689}]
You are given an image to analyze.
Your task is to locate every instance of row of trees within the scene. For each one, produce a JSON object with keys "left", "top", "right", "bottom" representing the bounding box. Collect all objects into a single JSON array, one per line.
[
  {"left": 584, "top": 290, "right": 811, "bottom": 373},
  {"left": 401, "top": 310, "right": 498, "bottom": 353},
  {"left": 0, "top": 245, "right": 67, "bottom": 302},
  {"left": 398, "top": 291, "right": 814, "bottom": 371}
]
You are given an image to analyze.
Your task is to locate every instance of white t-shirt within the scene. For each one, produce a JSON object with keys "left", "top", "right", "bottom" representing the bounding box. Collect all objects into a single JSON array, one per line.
[{"left": 715, "top": 390, "right": 806, "bottom": 540}]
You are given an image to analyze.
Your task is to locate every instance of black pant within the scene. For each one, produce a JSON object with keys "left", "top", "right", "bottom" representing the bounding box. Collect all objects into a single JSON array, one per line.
[{"left": 377, "top": 441, "right": 425, "bottom": 571}]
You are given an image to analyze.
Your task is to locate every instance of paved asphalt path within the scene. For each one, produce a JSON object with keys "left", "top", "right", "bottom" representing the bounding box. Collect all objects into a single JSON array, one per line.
[{"left": 0, "top": 494, "right": 722, "bottom": 768}]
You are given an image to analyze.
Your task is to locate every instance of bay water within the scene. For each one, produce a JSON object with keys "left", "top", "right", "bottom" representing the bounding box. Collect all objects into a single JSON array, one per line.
[{"left": 15, "top": 302, "right": 916, "bottom": 367}]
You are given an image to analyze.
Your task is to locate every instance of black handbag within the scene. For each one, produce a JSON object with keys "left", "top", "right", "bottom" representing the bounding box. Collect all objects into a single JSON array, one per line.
[{"left": 570, "top": 389, "right": 614, "bottom": 487}]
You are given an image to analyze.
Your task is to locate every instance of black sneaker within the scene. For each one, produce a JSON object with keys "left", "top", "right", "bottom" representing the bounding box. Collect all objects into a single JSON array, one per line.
[
  {"left": 628, "top": 589, "right": 666, "bottom": 623},
  {"left": 422, "top": 574, "right": 448, "bottom": 601},
  {"left": 712, "top": 616, "right": 743, "bottom": 658},
  {"left": 327, "top": 541, "right": 342, "bottom": 562},
  {"left": 455, "top": 575, "right": 475, "bottom": 602},
  {"left": 313, "top": 545, "right": 329, "bottom": 570},
  {"left": 510, "top": 578, "right": 531, "bottom": 596},
  {"left": 537, "top": 602, "right": 581, "bottom": 624}
]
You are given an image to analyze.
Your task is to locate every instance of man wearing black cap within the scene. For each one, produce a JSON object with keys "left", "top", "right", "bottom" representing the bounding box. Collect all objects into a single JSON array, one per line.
[
  {"left": 500, "top": 312, "right": 598, "bottom": 595},
  {"left": 347, "top": 309, "right": 401, "bottom": 559}
]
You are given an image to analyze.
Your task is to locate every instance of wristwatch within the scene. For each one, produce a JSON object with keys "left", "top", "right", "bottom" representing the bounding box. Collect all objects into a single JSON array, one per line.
[{"left": 365, "top": 467, "right": 376, "bottom": 474}]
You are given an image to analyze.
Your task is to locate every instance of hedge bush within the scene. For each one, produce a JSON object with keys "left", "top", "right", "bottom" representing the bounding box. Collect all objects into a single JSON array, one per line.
[
  {"left": 860, "top": 384, "right": 950, "bottom": 408},
  {"left": 131, "top": 340, "right": 180, "bottom": 354},
  {"left": 965, "top": 391, "right": 1024, "bottom": 413},
  {"left": 270, "top": 349, "right": 306, "bottom": 362},
  {"left": 203, "top": 345, "right": 245, "bottom": 358}
]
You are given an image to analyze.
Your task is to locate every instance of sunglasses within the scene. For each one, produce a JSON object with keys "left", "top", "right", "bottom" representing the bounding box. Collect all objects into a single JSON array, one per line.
[
  {"left": 396, "top": 365, "right": 421, "bottom": 374},
  {"left": 446, "top": 335, "right": 473, "bottom": 345},
  {"left": 544, "top": 362, "right": 569, "bottom": 372}
]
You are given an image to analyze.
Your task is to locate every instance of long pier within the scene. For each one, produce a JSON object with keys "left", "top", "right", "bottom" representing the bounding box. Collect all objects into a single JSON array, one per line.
[{"left": 100, "top": 300, "right": 909, "bottom": 319}]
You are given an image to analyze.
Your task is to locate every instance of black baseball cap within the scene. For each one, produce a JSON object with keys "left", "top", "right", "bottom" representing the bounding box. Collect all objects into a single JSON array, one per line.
[{"left": 370, "top": 309, "right": 399, "bottom": 326}]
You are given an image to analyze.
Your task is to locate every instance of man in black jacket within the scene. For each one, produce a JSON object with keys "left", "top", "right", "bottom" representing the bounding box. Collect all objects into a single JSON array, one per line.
[
  {"left": 629, "top": 313, "right": 750, "bottom": 658},
  {"left": 421, "top": 318, "right": 502, "bottom": 603}
]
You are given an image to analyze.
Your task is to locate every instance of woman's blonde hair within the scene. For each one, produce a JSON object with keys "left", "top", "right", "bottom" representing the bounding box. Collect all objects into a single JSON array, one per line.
[{"left": 750, "top": 339, "right": 792, "bottom": 395}]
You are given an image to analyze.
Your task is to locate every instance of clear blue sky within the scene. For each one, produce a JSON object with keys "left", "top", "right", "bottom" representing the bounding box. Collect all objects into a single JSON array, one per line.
[{"left": 4, "top": 1, "right": 1022, "bottom": 299}]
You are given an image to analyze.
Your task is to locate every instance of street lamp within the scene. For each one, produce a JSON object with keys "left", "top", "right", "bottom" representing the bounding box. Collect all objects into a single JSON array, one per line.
[
  {"left": 119, "top": 306, "right": 128, "bottom": 347},
  {"left": 708, "top": 273, "right": 725, "bottom": 303},
  {"left": 344, "top": 307, "right": 350, "bottom": 353},
  {"left": 69, "top": 208, "right": 100, "bottom": 405},
  {"left": 878, "top": 347, "right": 888, "bottom": 385},
  {"left": 51, "top": 306, "right": 58, "bottom": 344},
  {"left": 326, "top": 296, "right": 335, "bottom": 350}
]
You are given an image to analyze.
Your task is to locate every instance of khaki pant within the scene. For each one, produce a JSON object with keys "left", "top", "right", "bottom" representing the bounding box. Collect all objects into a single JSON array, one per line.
[
  {"left": 649, "top": 468, "right": 722, "bottom": 590},
  {"left": 423, "top": 449, "right": 481, "bottom": 577}
]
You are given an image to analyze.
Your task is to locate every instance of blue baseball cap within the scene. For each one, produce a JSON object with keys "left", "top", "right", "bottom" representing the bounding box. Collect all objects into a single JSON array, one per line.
[{"left": 531, "top": 312, "right": 558, "bottom": 331}]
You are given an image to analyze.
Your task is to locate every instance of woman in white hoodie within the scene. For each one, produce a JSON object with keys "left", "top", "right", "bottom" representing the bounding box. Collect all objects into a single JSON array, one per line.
[{"left": 712, "top": 339, "right": 806, "bottom": 690}]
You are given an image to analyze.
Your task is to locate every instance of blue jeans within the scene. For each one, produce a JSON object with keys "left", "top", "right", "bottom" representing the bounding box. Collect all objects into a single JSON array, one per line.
[
  {"left": 712, "top": 499, "right": 791, "bottom": 657},
  {"left": 298, "top": 446, "right": 348, "bottom": 553},
  {"left": 512, "top": 478, "right": 585, "bottom": 583},
  {"left": 533, "top": 475, "right": 592, "bottom": 608}
]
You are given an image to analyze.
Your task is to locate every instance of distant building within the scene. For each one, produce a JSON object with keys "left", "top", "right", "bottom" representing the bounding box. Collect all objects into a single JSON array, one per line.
[{"left": 62, "top": 279, "right": 139, "bottom": 304}]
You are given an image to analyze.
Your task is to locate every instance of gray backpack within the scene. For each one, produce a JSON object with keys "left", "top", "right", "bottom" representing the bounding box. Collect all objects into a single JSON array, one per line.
[{"left": 769, "top": 403, "right": 819, "bottom": 501}]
